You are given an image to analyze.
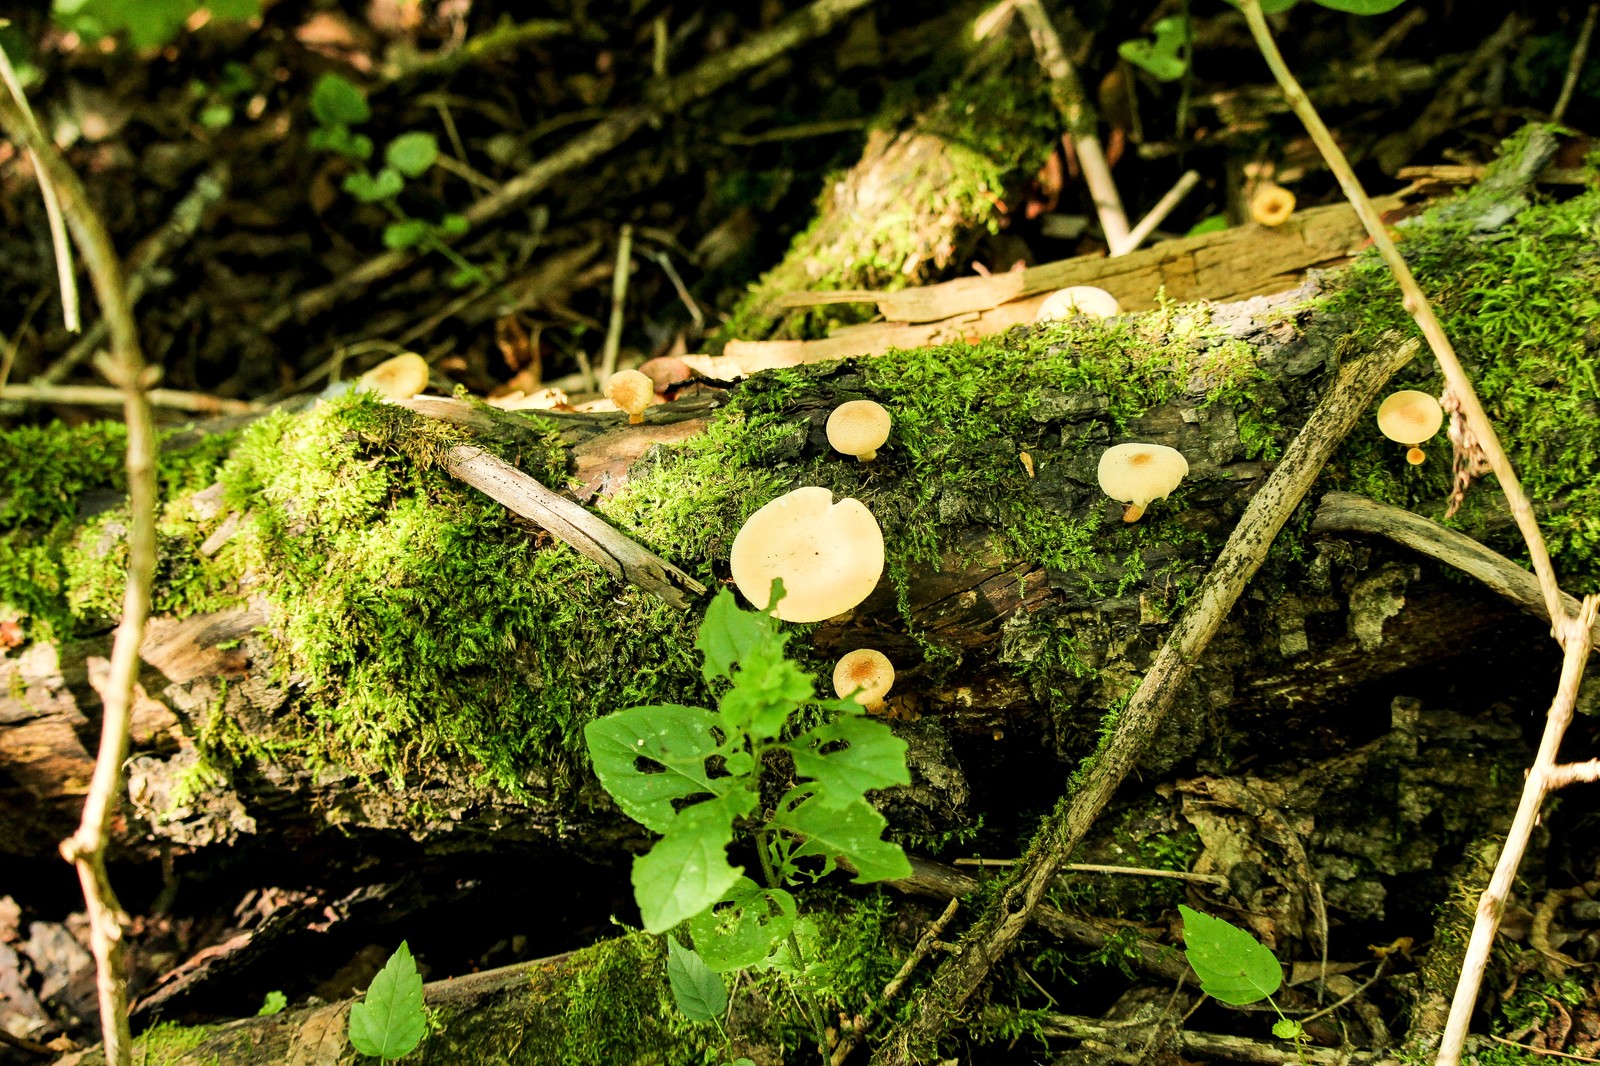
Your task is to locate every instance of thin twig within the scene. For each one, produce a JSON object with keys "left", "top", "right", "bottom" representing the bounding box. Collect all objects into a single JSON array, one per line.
[
  {"left": 873, "top": 337, "right": 1421, "bottom": 1064},
  {"left": 1, "top": 383, "right": 259, "bottom": 414},
  {"left": 831, "top": 899, "right": 960, "bottom": 1066},
  {"left": 954, "top": 856, "right": 1229, "bottom": 887},
  {"left": 1013, "top": 0, "right": 1132, "bottom": 254},
  {"left": 0, "top": 83, "right": 158, "bottom": 1066},
  {"left": 0, "top": 46, "right": 79, "bottom": 331},
  {"left": 1120, "top": 169, "right": 1200, "bottom": 252},
  {"left": 598, "top": 223, "right": 634, "bottom": 385},
  {"left": 1297, "top": 956, "right": 1388, "bottom": 1026},
  {"left": 1552, "top": 5, "right": 1598, "bottom": 125},
  {"left": 1489, "top": 1033, "right": 1600, "bottom": 1063}
]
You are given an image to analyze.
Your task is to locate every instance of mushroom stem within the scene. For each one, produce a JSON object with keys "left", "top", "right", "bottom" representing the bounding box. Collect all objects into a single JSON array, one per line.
[
  {"left": 856, "top": 449, "right": 877, "bottom": 462},
  {"left": 1406, "top": 446, "right": 1426, "bottom": 465},
  {"left": 1123, "top": 503, "right": 1146, "bottom": 523},
  {"left": 629, "top": 412, "right": 644, "bottom": 425}
]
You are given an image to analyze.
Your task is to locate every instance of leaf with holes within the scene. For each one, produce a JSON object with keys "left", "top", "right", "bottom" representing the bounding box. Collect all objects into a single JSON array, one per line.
[
  {"left": 784, "top": 709, "right": 909, "bottom": 809},
  {"left": 633, "top": 790, "right": 755, "bottom": 933},
  {"left": 1179, "top": 906, "right": 1282, "bottom": 1005},
  {"left": 584, "top": 705, "right": 730, "bottom": 834},
  {"left": 687, "top": 877, "right": 797, "bottom": 972},
  {"left": 1118, "top": 16, "right": 1190, "bottom": 81},
  {"left": 772, "top": 788, "right": 910, "bottom": 882}
]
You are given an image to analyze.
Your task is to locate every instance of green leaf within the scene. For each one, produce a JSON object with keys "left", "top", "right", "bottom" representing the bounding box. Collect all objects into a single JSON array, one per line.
[
  {"left": 438, "top": 213, "right": 469, "bottom": 238},
  {"left": 784, "top": 710, "right": 910, "bottom": 807},
  {"left": 308, "top": 125, "right": 372, "bottom": 160},
  {"left": 718, "top": 651, "right": 813, "bottom": 741},
  {"left": 55, "top": 0, "right": 196, "bottom": 48},
  {"left": 310, "top": 72, "right": 370, "bottom": 127},
  {"left": 205, "top": 0, "right": 260, "bottom": 19},
  {"left": 385, "top": 131, "right": 439, "bottom": 178},
  {"left": 1273, "top": 1018, "right": 1305, "bottom": 1040},
  {"left": 1178, "top": 906, "right": 1283, "bottom": 1006},
  {"left": 694, "top": 588, "right": 773, "bottom": 683},
  {"left": 633, "top": 791, "right": 754, "bottom": 933},
  {"left": 257, "top": 990, "right": 286, "bottom": 1016},
  {"left": 772, "top": 788, "right": 911, "bottom": 883},
  {"left": 347, "top": 941, "right": 427, "bottom": 1059},
  {"left": 1185, "top": 214, "right": 1230, "bottom": 237},
  {"left": 666, "top": 938, "right": 726, "bottom": 1023},
  {"left": 198, "top": 103, "right": 234, "bottom": 130},
  {"left": 343, "top": 167, "right": 404, "bottom": 203},
  {"left": 383, "top": 219, "right": 431, "bottom": 250},
  {"left": 1118, "top": 16, "right": 1190, "bottom": 82},
  {"left": 1312, "top": 0, "right": 1408, "bottom": 11},
  {"left": 584, "top": 704, "right": 730, "bottom": 834},
  {"left": 448, "top": 265, "right": 488, "bottom": 288},
  {"left": 687, "top": 878, "right": 797, "bottom": 972}
]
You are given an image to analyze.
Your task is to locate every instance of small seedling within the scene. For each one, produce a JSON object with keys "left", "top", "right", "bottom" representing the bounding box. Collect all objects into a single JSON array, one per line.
[
  {"left": 347, "top": 941, "right": 427, "bottom": 1061},
  {"left": 1119, "top": 16, "right": 1191, "bottom": 82},
  {"left": 256, "top": 989, "right": 287, "bottom": 1016},
  {"left": 1179, "top": 906, "right": 1307, "bottom": 1051}
]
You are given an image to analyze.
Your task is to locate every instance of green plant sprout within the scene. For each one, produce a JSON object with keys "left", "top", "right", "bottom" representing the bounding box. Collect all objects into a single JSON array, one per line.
[
  {"left": 1119, "top": 16, "right": 1191, "bottom": 82},
  {"left": 584, "top": 583, "right": 913, "bottom": 1063},
  {"left": 347, "top": 941, "right": 428, "bottom": 1061},
  {"left": 188, "top": 60, "right": 255, "bottom": 132},
  {"left": 307, "top": 73, "right": 483, "bottom": 287},
  {"left": 1179, "top": 905, "right": 1311, "bottom": 1058},
  {"left": 256, "top": 989, "right": 286, "bottom": 1016}
]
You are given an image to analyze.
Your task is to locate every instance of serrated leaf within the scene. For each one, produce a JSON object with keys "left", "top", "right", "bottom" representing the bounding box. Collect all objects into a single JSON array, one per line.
[
  {"left": 310, "top": 72, "right": 370, "bottom": 126},
  {"left": 343, "top": 167, "right": 403, "bottom": 203},
  {"left": 347, "top": 941, "right": 426, "bottom": 1059},
  {"left": 718, "top": 652, "right": 813, "bottom": 741},
  {"left": 385, "top": 131, "right": 438, "bottom": 178},
  {"left": 584, "top": 705, "right": 729, "bottom": 834},
  {"left": 1273, "top": 1018, "right": 1305, "bottom": 1040},
  {"left": 694, "top": 588, "right": 773, "bottom": 683},
  {"left": 772, "top": 788, "right": 911, "bottom": 883},
  {"left": 687, "top": 878, "right": 796, "bottom": 972},
  {"left": 1178, "top": 905, "right": 1282, "bottom": 1006},
  {"left": 633, "top": 791, "right": 754, "bottom": 933},
  {"left": 785, "top": 713, "right": 909, "bottom": 808},
  {"left": 667, "top": 937, "right": 726, "bottom": 1022}
]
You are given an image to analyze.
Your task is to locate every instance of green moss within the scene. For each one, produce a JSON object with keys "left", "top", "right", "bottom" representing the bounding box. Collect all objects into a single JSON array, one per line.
[
  {"left": 1319, "top": 184, "right": 1600, "bottom": 587},
  {"left": 129, "top": 1020, "right": 222, "bottom": 1065}
]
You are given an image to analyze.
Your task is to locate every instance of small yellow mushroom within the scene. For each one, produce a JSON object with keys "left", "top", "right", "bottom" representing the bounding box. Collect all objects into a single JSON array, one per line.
[
  {"left": 833, "top": 649, "right": 894, "bottom": 712},
  {"left": 827, "top": 400, "right": 892, "bottom": 462},
  {"left": 1249, "top": 182, "right": 1296, "bottom": 227},
  {"left": 1097, "top": 443, "right": 1189, "bottom": 522},
  {"left": 357, "top": 352, "right": 430, "bottom": 400},
  {"left": 1035, "top": 286, "right": 1121, "bottom": 323},
  {"left": 1376, "top": 390, "right": 1444, "bottom": 465},
  {"left": 605, "top": 369, "right": 654, "bottom": 424}
]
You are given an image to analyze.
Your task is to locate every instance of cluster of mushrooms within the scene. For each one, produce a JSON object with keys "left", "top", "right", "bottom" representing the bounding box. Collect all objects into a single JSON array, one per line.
[{"left": 357, "top": 346, "right": 1438, "bottom": 716}]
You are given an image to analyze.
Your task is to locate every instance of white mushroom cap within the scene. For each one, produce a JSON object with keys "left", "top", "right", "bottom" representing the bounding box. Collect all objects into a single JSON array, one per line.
[
  {"left": 827, "top": 400, "right": 892, "bottom": 462},
  {"left": 833, "top": 649, "right": 894, "bottom": 711},
  {"left": 357, "top": 353, "right": 430, "bottom": 400},
  {"left": 1035, "top": 286, "right": 1121, "bottom": 323},
  {"left": 1376, "top": 390, "right": 1444, "bottom": 445},
  {"left": 1097, "top": 443, "right": 1189, "bottom": 522},
  {"left": 605, "top": 369, "right": 655, "bottom": 424},
  {"left": 729, "top": 486, "right": 884, "bottom": 623}
]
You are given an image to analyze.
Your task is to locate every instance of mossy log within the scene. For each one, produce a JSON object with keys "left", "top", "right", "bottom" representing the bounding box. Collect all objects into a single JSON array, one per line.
[{"left": 4, "top": 172, "right": 1598, "bottom": 879}]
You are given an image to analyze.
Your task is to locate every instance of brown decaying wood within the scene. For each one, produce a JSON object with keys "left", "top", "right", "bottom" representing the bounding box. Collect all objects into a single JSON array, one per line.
[
  {"left": 0, "top": 84, "right": 157, "bottom": 1066},
  {"left": 1233, "top": 7, "right": 1584, "bottom": 1062},
  {"left": 874, "top": 336, "right": 1422, "bottom": 1063},
  {"left": 266, "top": 0, "right": 882, "bottom": 331}
]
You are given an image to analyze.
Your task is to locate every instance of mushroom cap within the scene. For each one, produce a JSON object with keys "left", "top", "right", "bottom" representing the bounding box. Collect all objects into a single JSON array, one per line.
[
  {"left": 605, "top": 369, "right": 655, "bottom": 414},
  {"left": 1376, "top": 390, "right": 1444, "bottom": 446},
  {"left": 1250, "top": 182, "right": 1296, "bottom": 227},
  {"left": 357, "top": 353, "right": 430, "bottom": 400},
  {"left": 826, "top": 400, "right": 892, "bottom": 458},
  {"left": 729, "top": 486, "right": 884, "bottom": 623},
  {"left": 1035, "top": 286, "right": 1122, "bottom": 323},
  {"left": 1097, "top": 443, "right": 1189, "bottom": 508},
  {"left": 833, "top": 649, "right": 894, "bottom": 708}
]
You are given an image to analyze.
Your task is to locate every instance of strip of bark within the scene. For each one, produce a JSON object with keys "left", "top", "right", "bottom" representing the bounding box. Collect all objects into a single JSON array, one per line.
[{"left": 872, "top": 336, "right": 1421, "bottom": 1064}]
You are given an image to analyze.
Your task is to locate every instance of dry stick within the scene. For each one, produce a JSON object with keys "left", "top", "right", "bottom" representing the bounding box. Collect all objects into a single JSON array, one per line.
[
  {"left": 872, "top": 336, "right": 1421, "bottom": 1065},
  {"left": 829, "top": 899, "right": 961, "bottom": 1066},
  {"left": 1118, "top": 169, "right": 1200, "bottom": 252},
  {"left": 1013, "top": 0, "right": 1132, "bottom": 255},
  {"left": 597, "top": 223, "right": 634, "bottom": 386},
  {"left": 1233, "top": 5, "right": 1586, "bottom": 1062},
  {"left": 1, "top": 383, "right": 259, "bottom": 414},
  {"left": 1552, "top": 5, "right": 1598, "bottom": 126},
  {"left": 0, "top": 46, "right": 78, "bottom": 331},
  {"left": 266, "top": 0, "right": 880, "bottom": 332},
  {"left": 0, "top": 90, "right": 156, "bottom": 1066}
]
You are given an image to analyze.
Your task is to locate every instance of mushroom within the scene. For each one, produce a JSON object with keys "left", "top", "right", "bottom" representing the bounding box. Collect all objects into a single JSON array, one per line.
[
  {"left": 827, "top": 400, "right": 892, "bottom": 462},
  {"left": 1376, "top": 390, "right": 1444, "bottom": 465},
  {"left": 1035, "top": 286, "right": 1122, "bottom": 323},
  {"left": 1097, "top": 443, "right": 1189, "bottom": 522},
  {"left": 1249, "top": 182, "right": 1296, "bottom": 227},
  {"left": 833, "top": 649, "right": 894, "bottom": 712},
  {"left": 605, "top": 369, "right": 654, "bottom": 424},
  {"left": 357, "top": 352, "right": 430, "bottom": 400},
  {"left": 729, "top": 486, "right": 884, "bottom": 623}
]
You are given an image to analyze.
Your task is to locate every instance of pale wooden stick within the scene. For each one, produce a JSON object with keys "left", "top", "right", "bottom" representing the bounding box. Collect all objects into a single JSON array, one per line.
[
  {"left": 597, "top": 223, "right": 634, "bottom": 386},
  {"left": 0, "top": 44, "right": 78, "bottom": 331},
  {"left": 1013, "top": 0, "right": 1132, "bottom": 254},
  {"left": 1121, "top": 169, "right": 1201, "bottom": 253},
  {"left": 1, "top": 383, "right": 259, "bottom": 414},
  {"left": 0, "top": 86, "right": 156, "bottom": 1066},
  {"left": 1552, "top": 5, "right": 1598, "bottom": 125}
]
